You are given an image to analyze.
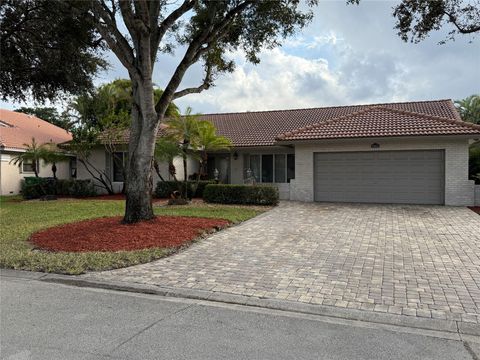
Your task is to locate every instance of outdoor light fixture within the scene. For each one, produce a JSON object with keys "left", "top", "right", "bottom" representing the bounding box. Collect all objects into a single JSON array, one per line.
[
  {"left": 233, "top": 151, "right": 239, "bottom": 160},
  {"left": 213, "top": 168, "right": 219, "bottom": 181},
  {"left": 371, "top": 143, "right": 380, "bottom": 149}
]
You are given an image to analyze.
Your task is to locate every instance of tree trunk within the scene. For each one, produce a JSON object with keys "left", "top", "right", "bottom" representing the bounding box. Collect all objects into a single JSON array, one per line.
[
  {"left": 33, "top": 161, "right": 39, "bottom": 177},
  {"left": 183, "top": 150, "right": 188, "bottom": 199},
  {"left": 153, "top": 159, "right": 165, "bottom": 182},
  {"left": 52, "top": 163, "right": 57, "bottom": 179},
  {"left": 123, "top": 78, "right": 159, "bottom": 223}
]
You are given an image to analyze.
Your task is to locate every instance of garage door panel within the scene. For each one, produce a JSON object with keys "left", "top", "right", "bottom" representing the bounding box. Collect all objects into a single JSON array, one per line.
[{"left": 314, "top": 150, "right": 445, "bottom": 205}]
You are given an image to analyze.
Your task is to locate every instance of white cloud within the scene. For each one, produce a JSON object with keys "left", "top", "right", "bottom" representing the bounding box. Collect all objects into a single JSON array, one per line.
[
  {"left": 179, "top": 44, "right": 413, "bottom": 113},
  {"left": 177, "top": 48, "right": 346, "bottom": 113}
]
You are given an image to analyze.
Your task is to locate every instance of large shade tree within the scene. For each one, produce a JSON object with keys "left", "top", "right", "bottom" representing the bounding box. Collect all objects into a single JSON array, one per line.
[{"left": 1, "top": 0, "right": 317, "bottom": 223}]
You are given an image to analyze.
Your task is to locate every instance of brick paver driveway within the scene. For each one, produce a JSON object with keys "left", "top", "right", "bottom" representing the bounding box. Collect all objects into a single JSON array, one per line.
[{"left": 84, "top": 202, "right": 480, "bottom": 324}]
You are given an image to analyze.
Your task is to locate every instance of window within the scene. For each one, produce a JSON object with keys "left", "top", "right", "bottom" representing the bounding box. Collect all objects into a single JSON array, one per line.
[
  {"left": 113, "top": 152, "right": 127, "bottom": 182},
  {"left": 261, "top": 155, "right": 273, "bottom": 183},
  {"left": 22, "top": 160, "right": 38, "bottom": 173},
  {"left": 244, "top": 154, "right": 294, "bottom": 183},
  {"left": 287, "top": 154, "right": 295, "bottom": 183},
  {"left": 70, "top": 158, "right": 77, "bottom": 178},
  {"left": 249, "top": 155, "right": 260, "bottom": 182},
  {"left": 275, "top": 154, "right": 286, "bottom": 183}
]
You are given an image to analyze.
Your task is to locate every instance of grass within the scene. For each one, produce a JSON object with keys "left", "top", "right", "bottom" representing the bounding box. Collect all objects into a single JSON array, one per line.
[{"left": 0, "top": 196, "right": 266, "bottom": 275}]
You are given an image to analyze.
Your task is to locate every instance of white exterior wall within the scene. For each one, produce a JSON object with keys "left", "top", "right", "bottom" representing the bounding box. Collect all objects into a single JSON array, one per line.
[
  {"left": 229, "top": 147, "right": 294, "bottom": 200},
  {"left": 290, "top": 137, "right": 474, "bottom": 206},
  {"left": 76, "top": 146, "right": 199, "bottom": 194},
  {"left": 0, "top": 151, "right": 71, "bottom": 195}
]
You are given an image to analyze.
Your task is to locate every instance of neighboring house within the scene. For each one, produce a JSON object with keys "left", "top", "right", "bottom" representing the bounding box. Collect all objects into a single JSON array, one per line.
[
  {"left": 0, "top": 109, "right": 73, "bottom": 195},
  {"left": 79, "top": 99, "right": 480, "bottom": 206}
]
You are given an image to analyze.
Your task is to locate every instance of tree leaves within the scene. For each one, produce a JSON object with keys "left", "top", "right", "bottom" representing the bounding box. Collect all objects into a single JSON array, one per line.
[{"left": 0, "top": 1, "right": 106, "bottom": 102}]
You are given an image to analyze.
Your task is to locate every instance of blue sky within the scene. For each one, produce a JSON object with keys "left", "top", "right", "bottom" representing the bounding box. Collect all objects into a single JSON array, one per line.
[{"left": 2, "top": 1, "right": 479, "bottom": 114}]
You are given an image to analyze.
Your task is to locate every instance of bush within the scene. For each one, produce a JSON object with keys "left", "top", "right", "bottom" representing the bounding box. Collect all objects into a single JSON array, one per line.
[
  {"left": 203, "top": 184, "right": 279, "bottom": 205},
  {"left": 21, "top": 178, "right": 96, "bottom": 199},
  {"left": 21, "top": 177, "right": 53, "bottom": 199},
  {"left": 61, "top": 179, "right": 97, "bottom": 197},
  {"left": 155, "top": 180, "right": 215, "bottom": 198}
]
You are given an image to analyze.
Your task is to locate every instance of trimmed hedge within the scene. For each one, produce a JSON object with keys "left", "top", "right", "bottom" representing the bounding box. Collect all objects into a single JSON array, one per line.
[
  {"left": 155, "top": 180, "right": 215, "bottom": 198},
  {"left": 203, "top": 184, "right": 279, "bottom": 205},
  {"left": 21, "top": 177, "right": 97, "bottom": 199}
]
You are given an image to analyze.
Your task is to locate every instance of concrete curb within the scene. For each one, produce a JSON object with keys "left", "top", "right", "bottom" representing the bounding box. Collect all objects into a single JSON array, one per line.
[
  {"left": 3, "top": 269, "right": 478, "bottom": 337},
  {"left": 32, "top": 272, "right": 479, "bottom": 337}
]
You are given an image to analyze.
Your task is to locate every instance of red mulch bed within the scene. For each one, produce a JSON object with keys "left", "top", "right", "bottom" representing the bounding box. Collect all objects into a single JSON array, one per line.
[
  {"left": 30, "top": 216, "right": 229, "bottom": 252},
  {"left": 469, "top": 207, "right": 480, "bottom": 215}
]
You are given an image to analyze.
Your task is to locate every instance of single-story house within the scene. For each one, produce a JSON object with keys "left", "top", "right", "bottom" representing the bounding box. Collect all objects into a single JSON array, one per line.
[
  {"left": 0, "top": 109, "right": 73, "bottom": 195},
  {"left": 77, "top": 99, "right": 480, "bottom": 206}
]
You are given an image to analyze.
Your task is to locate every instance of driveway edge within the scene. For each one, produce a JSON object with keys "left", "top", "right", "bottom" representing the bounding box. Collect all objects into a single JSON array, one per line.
[{"left": 29, "top": 271, "right": 479, "bottom": 337}]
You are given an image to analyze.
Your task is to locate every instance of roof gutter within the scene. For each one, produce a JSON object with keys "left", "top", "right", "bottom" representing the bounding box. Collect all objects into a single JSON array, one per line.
[{"left": 274, "top": 134, "right": 480, "bottom": 146}]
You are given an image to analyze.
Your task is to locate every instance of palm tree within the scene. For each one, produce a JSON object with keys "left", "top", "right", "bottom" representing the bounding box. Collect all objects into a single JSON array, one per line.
[
  {"left": 41, "top": 143, "right": 69, "bottom": 179},
  {"left": 162, "top": 108, "right": 206, "bottom": 185},
  {"left": 157, "top": 109, "right": 231, "bottom": 198},
  {"left": 193, "top": 121, "right": 232, "bottom": 182},
  {"left": 9, "top": 138, "right": 45, "bottom": 177},
  {"left": 455, "top": 95, "right": 480, "bottom": 124},
  {"left": 154, "top": 137, "right": 184, "bottom": 183}
]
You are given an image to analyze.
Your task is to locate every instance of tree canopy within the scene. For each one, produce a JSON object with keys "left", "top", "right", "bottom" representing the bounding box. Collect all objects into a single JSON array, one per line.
[
  {"left": 455, "top": 94, "right": 480, "bottom": 124},
  {"left": 68, "top": 79, "right": 180, "bottom": 130},
  {"left": 348, "top": 0, "right": 479, "bottom": 42},
  {"left": 0, "top": 1, "right": 106, "bottom": 102},
  {"left": 393, "top": 0, "right": 480, "bottom": 42}
]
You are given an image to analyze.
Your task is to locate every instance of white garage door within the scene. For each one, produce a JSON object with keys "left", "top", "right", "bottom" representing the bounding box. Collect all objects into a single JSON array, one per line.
[{"left": 314, "top": 150, "right": 445, "bottom": 204}]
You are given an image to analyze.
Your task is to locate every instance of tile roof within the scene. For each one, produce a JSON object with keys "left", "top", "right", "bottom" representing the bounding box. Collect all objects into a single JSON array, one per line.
[
  {"left": 196, "top": 99, "right": 462, "bottom": 146},
  {"left": 0, "top": 109, "right": 72, "bottom": 151},
  {"left": 276, "top": 106, "right": 480, "bottom": 142},
  {"left": 97, "top": 99, "right": 467, "bottom": 147}
]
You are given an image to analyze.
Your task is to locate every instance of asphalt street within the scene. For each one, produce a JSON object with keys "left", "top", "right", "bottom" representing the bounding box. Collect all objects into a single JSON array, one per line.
[{"left": 1, "top": 274, "right": 479, "bottom": 360}]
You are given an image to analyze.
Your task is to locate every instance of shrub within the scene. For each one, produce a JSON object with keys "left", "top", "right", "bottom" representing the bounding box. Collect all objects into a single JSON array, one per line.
[
  {"left": 155, "top": 180, "right": 215, "bottom": 198},
  {"left": 203, "top": 184, "right": 279, "bottom": 205},
  {"left": 61, "top": 179, "right": 97, "bottom": 197},
  {"left": 21, "top": 177, "right": 52, "bottom": 199},
  {"left": 21, "top": 178, "right": 96, "bottom": 199}
]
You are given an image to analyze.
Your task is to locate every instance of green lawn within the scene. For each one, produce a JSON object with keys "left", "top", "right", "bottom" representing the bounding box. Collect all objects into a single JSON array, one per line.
[{"left": 0, "top": 196, "right": 265, "bottom": 275}]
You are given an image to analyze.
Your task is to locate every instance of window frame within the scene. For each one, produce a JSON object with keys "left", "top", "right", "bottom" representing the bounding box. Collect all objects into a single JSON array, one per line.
[
  {"left": 245, "top": 153, "right": 294, "bottom": 184},
  {"left": 70, "top": 157, "right": 77, "bottom": 178},
  {"left": 112, "top": 152, "right": 127, "bottom": 182},
  {"left": 21, "top": 159, "right": 39, "bottom": 174}
]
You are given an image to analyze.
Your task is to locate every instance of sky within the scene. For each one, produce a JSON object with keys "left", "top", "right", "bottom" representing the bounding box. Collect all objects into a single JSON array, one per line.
[{"left": 2, "top": 0, "right": 479, "bottom": 114}]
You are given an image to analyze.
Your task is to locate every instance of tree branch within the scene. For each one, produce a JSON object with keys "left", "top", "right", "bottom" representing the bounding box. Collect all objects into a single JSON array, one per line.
[
  {"left": 151, "top": 0, "right": 196, "bottom": 64},
  {"left": 118, "top": 0, "right": 137, "bottom": 37},
  {"left": 90, "top": 1, "right": 137, "bottom": 76},
  {"left": 155, "top": 1, "right": 253, "bottom": 116},
  {"left": 443, "top": 10, "right": 480, "bottom": 34},
  {"left": 172, "top": 63, "right": 213, "bottom": 100}
]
